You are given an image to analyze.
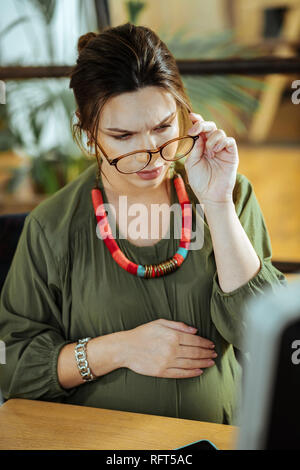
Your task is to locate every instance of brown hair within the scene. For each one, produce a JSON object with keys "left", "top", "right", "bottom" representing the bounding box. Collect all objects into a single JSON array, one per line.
[{"left": 69, "top": 22, "right": 192, "bottom": 182}]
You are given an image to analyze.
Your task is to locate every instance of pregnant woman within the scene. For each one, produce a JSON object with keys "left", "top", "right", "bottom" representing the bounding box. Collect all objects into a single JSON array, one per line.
[{"left": 0, "top": 23, "right": 287, "bottom": 425}]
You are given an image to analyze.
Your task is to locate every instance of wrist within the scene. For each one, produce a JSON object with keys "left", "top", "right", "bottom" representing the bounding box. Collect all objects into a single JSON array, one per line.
[
  {"left": 198, "top": 198, "right": 235, "bottom": 213},
  {"left": 114, "top": 330, "right": 132, "bottom": 369},
  {"left": 195, "top": 191, "right": 233, "bottom": 205},
  {"left": 87, "top": 331, "right": 129, "bottom": 377},
  {"left": 108, "top": 330, "right": 133, "bottom": 370}
]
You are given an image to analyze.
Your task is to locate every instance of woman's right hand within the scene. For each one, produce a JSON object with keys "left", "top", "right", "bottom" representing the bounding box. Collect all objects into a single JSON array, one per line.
[{"left": 121, "top": 318, "right": 217, "bottom": 378}]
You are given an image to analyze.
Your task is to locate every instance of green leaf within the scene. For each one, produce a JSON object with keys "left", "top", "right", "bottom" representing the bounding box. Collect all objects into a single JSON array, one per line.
[{"left": 125, "top": 1, "right": 147, "bottom": 24}]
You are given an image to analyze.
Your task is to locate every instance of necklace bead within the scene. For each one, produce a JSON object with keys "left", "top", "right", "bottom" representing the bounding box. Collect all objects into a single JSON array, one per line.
[{"left": 91, "top": 173, "right": 192, "bottom": 279}]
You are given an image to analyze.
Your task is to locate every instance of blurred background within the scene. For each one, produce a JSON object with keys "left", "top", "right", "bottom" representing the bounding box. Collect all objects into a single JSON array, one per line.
[{"left": 0, "top": 0, "right": 299, "bottom": 282}]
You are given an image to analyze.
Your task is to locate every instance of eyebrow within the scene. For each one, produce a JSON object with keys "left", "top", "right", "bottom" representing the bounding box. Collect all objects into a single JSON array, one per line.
[{"left": 105, "top": 111, "right": 177, "bottom": 133}]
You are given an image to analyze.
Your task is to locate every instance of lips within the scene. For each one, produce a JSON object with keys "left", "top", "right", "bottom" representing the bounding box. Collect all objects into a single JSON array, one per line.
[
  {"left": 137, "top": 165, "right": 164, "bottom": 180},
  {"left": 139, "top": 166, "right": 162, "bottom": 173}
]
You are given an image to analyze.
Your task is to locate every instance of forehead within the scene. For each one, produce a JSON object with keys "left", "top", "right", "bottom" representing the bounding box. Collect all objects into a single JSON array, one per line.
[{"left": 100, "top": 86, "right": 177, "bottom": 130}]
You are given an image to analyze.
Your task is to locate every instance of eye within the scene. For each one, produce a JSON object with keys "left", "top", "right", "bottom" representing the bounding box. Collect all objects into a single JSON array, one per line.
[
  {"left": 112, "top": 124, "right": 172, "bottom": 141},
  {"left": 156, "top": 124, "right": 171, "bottom": 132},
  {"left": 113, "top": 134, "right": 131, "bottom": 141}
]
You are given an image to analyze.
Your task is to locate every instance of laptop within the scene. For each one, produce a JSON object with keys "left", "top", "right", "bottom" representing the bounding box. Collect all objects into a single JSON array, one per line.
[{"left": 236, "top": 278, "right": 300, "bottom": 449}]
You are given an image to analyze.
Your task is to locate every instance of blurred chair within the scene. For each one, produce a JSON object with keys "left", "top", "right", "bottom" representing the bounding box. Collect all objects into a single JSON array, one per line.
[
  {"left": 0, "top": 212, "right": 28, "bottom": 405},
  {"left": 0, "top": 213, "right": 29, "bottom": 293}
]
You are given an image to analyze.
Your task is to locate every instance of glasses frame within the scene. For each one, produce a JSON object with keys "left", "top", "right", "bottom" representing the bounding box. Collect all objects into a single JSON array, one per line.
[{"left": 96, "top": 134, "right": 200, "bottom": 174}]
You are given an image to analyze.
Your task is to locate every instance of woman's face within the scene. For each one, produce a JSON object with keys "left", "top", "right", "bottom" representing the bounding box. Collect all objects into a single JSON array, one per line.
[{"left": 95, "top": 86, "right": 180, "bottom": 195}]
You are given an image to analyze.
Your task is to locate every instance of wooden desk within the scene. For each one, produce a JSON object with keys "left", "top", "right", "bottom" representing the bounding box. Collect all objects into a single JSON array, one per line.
[{"left": 0, "top": 399, "right": 238, "bottom": 450}]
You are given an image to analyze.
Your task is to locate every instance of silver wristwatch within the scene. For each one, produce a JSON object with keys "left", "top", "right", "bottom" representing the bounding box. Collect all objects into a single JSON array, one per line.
[{"left": 75, "top": 337, "right": 95, "bottom": 382}]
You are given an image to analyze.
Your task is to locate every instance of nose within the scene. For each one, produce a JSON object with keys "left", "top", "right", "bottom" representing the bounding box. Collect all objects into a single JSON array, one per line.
[
  {"left": 135, "top": 149, "right": 164, "bottom": 167},
  {"left": 134, "top": 135, "right": 164, "bottom": 164},
  {"left": 149, "top": 152, "right": 167, "bottom": 170},
  {"left": 138, "top": 134, "right": 159, "bottom": 152}
]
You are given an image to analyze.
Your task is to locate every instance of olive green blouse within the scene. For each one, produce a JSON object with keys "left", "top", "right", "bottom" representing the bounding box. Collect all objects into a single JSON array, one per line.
[{"left": 0, "top": 160, "right": 287, "bottom": 425}]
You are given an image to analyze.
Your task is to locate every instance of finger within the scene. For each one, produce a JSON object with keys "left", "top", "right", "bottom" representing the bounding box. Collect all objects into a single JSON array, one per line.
[
  {"left": 188, "top": 120, "right": 217, "bottom": 138},
  {"left": 206, "top": 129, "right": 227, "bottom": 156},
  {"left": 164, "top": 368, "right": 204, "bottom": 379},
  {"left": 189, "top": 112, "right": 205, "bottom": 124},
  {"left": 224, "top": 136, "right": 237, "bottom": 152},
  {"left": 213, "top": 138, "right": 228, "bottom": 153},
  {"left": 178, "top": 332, "right": 215, "bottom": 349},
  {"left": 173, "top": 358, "right": 216, "bottom": 369},
  {"left": 157, "top": 318, "right": 198, "bottom": 334},
  {"left": 205, "top": 129, "right": 227, "bottom": 150},
  {"left": 177, "top": 345, "right": 217, "bottom": 359}
]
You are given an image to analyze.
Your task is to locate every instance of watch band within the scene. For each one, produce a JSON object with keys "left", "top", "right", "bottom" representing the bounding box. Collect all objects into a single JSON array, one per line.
[{"left": 75, "top": 337, "right": 95, "bottom": 382}]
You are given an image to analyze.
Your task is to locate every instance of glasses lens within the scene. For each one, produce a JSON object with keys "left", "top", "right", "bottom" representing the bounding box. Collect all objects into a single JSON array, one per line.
[
  {"left": 161, "top": 136, "right": 194, "bottom": 161},
  {"left": 116, "top": 152, "right": 151, "bottom": 174}
]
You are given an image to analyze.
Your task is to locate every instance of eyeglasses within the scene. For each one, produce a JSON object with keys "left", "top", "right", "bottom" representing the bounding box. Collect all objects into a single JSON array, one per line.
[{"left": 96, "top": 135, "right": 200, "bottom": 174}]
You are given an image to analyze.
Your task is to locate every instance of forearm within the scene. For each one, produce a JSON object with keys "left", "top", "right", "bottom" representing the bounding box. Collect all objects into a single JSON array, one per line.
[
  {"left": 202, "top": 199, "right": 261, "bottom": 293},
  {"left": 57, "top": 331, "right": 128, "bottom": 389}
]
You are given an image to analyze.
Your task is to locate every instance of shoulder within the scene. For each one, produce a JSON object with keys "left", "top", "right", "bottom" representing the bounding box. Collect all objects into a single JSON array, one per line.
[{"left": 26, "top": 161, "right": 98, "bottom": 259}]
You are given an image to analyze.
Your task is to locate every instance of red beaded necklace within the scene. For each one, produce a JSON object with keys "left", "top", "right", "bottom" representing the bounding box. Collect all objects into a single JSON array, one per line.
[{"left": 91, "top": 172, "right": 192, "bottom": 278}]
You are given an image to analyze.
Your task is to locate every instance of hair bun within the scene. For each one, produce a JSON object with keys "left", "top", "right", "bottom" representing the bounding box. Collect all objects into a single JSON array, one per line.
[{"left": 77, "top": 32, "right": 98, "bottom": 53}]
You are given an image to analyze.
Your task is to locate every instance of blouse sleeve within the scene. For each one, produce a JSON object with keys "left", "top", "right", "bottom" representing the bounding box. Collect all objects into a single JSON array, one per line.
[
  {"left": 210, "top": 173, "right": 288, "bottom": 352},
  {"left": 0, "top": 214, "right": 75, "bottom": 401}
]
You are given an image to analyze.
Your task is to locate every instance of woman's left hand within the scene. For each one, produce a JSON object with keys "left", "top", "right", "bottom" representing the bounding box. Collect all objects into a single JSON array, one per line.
[{"left": 184, "top": 112, "right": 239, "bottom": 203}]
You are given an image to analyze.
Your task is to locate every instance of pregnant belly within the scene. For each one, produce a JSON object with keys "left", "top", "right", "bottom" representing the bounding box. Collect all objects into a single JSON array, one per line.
[{"left": 63, "top": 356, "right": 241, "bottom": 425}]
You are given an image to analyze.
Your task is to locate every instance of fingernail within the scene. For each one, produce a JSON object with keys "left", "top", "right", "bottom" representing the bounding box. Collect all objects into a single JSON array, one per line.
[
  {"left": 208, "top": 360, "right": 215, "bottom": 365},
  {"left": 188, "top": 326, "right": 197, "bottom": 331}
]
